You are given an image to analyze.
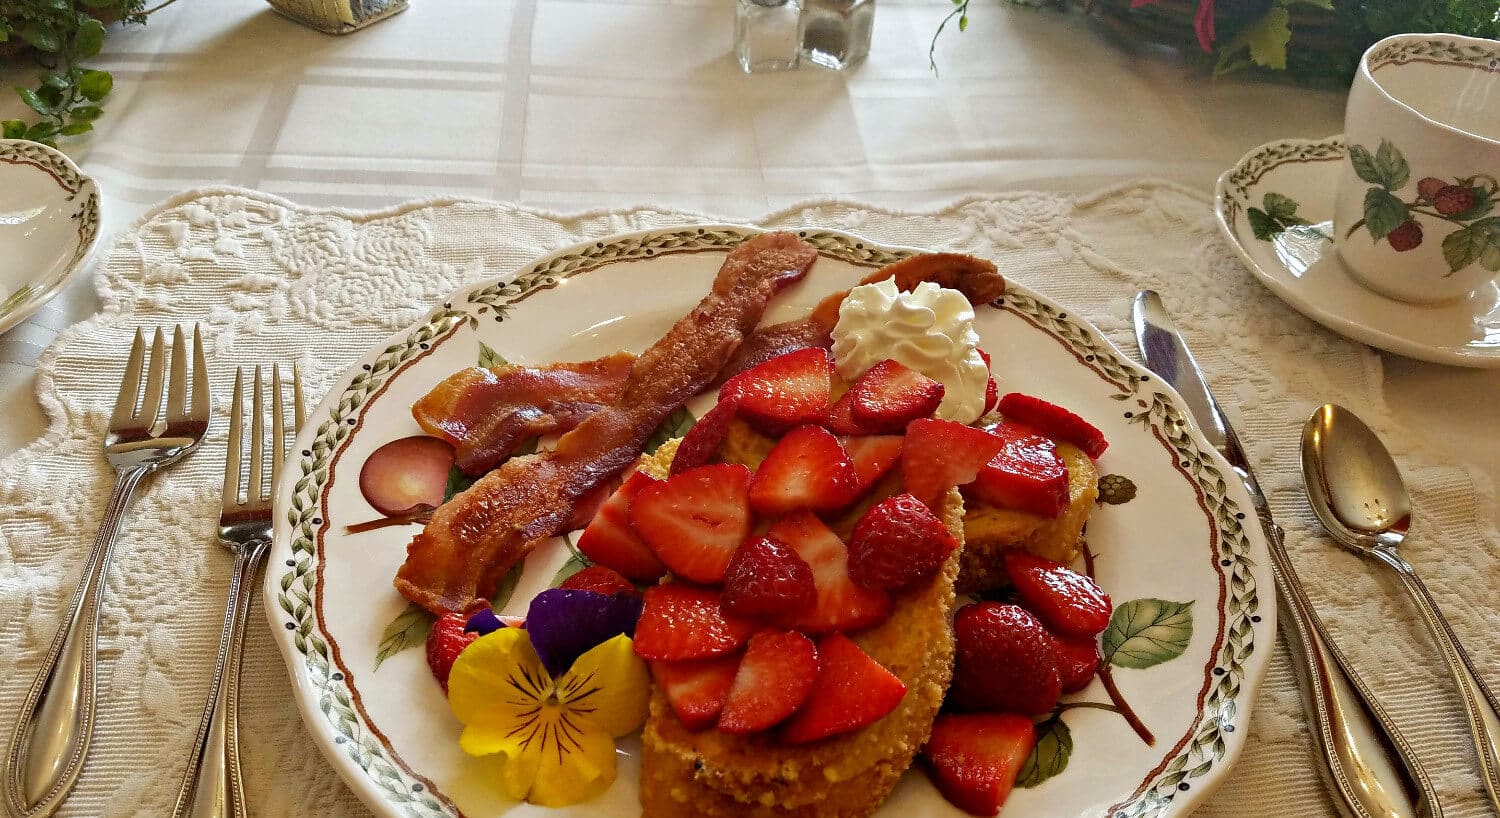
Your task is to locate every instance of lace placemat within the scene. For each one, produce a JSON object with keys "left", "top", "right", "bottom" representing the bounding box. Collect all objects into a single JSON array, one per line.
[{"left": 2, "top": 185, "right": 1496, "bottom": 817}]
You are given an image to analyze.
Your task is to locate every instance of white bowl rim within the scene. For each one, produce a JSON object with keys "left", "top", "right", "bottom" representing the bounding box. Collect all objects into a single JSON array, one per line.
[{"left": 1358, "top": 32, "right": 1500, "bottom": 148}]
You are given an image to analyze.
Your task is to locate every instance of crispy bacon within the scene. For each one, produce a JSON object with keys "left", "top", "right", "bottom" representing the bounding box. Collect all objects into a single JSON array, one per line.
[
  {"left": 412, "top": 353, "right": 635, "bottom": 475},
  {"left": 395, "top": 233, "right": 819, "bottom": 614}
]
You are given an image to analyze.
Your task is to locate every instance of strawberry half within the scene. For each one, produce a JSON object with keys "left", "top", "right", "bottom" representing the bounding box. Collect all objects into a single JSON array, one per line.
[
  {"left": 718, "top": 630, "right": 820, "bottom": 735},
  {"left": 768, "top": 512, "right": 892, "bottom": 633},
  {"left": 559, "top": 565, "right": 640, "bottom": 598},
  {"left": 826, "top": 392, "right": 874, "bottom": 436},
  {"left": 671, "top": 395, "right": 741, "bottom": 475},
  {"left": 630, "top": 463, "right": 753, "bottom": 584},
  {"left": 997, "top": 392, "right": 1108, "bottom": 459},
  {"left": 576, "top": 471, "right": 667, "bottom": 582},
  {"left": 923, "top": 713, "right": 1037, "bottom": 816},
  {"left": 1054, "top": 633, "right": 1101, "bottom": 693},
  {"left": 970, "top": 422, "right": 1070, "bottom": 517},
  {"left": 951, "top": 602, "right": 1061, "bottom": 715},
  {"left": 780, "top": 632, "right": 907, "bottom": 744},
  {"left": 840, "top": 434, "right": 903, "bottom": 495},
  {"left": 901, "top": 418, "right": 1008, "bottom": 509},
  {"left": 426, "top": 612, "right": 477, "bottom": 692},
  {"left": 1004, "top": 551, "right": 1113, "bottom": 639},
  {"left": 848, "top": 493, "right": 960, "bottom": 591},
  {"left": 652, "top": 654, "right": 742, "bottom": 731},
  {"left": 720, "top": 347, "right": 832, "bottom": 435},
  {"left": 749, "top": 425, "right": 859, "bottom": 515},
  {"left": 721, "top": 536, "right": 817, "bottom": 617},
  {"left": 848, "top": 359, "right": 945, "bottom": 432},
  {"left": 633, "top": 583, "right": 757, "bottom": 662}
]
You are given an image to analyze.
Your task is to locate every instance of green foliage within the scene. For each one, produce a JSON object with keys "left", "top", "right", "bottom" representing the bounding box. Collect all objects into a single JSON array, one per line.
[
  {"left": 0, "top": 0, "right": 147, "bottom": 146},
  {"left": 1102, "top": 598, "right": 1194, "bottom": 669}
]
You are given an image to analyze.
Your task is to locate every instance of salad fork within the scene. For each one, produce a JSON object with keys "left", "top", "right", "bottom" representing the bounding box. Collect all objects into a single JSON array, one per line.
[
  {"left": 5, "top": 326, "right": 211, "bottom": 818},
  {"left": 173, "top": 365, "right": 302, "bottom": 818}
]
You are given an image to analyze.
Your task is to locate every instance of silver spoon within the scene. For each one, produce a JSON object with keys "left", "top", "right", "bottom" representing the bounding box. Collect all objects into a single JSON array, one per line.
[{"left": 1303, "top": 403, "right": 1500, "bottom": 813}]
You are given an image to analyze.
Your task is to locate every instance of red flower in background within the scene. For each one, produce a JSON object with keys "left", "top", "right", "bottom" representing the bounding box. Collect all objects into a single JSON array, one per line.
[{"left": 1130, "top": 0, "right": 1216, "bottom": 52}]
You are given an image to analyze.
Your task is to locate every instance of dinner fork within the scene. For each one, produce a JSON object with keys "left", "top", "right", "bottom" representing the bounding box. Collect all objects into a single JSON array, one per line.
[
  {"left": 173, "top": 365, "right": 302, "bottom": 818},
  {"left": 5, "top": 326, "right": 210, "bottom": 818}
]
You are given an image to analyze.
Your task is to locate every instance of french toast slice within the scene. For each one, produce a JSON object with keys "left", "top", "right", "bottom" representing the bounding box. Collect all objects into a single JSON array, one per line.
[{"left": 635, "top": 435, "right": 965, "bottom": 818}]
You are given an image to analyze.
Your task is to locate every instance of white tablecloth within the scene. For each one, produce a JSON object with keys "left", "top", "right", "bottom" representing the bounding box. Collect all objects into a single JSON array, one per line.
[{"left": 2, "top": 1, "right": 1498, "bottom": 815}]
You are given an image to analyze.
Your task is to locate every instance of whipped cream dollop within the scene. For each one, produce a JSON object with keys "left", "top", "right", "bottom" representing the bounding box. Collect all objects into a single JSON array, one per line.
[{"left": 830, "top": 280, "right": 990, "bottom": 424}]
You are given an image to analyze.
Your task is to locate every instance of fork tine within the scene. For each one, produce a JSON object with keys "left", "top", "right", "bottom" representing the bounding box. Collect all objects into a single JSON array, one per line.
[
  {"left": 223, "top": 368, "right": 244, "bottom": 507},
  {"left": 110, "top": 329, "right": 146, "bottom": 428},
  {"left": 166, "top": 325, "right": 188, "bottom": 421},
  {"left": 192, "top": 324, "right": 209, "bottom": 420},
  {"left": 137, "top": 328, "right": 167, "bottom": 426},
  {"left": 249, "top": 366, "right": 265, "bottom": 503},
  {"left": 271, "top": 365, "right": 285, "bottom": 486}
]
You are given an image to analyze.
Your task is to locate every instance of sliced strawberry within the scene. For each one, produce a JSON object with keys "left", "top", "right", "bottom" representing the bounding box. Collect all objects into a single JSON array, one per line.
[
  {"left": 997, "top": 392, "right": 1108, "bottom": 459},
  {"left": 559, "top": 565, "right": 640, "bottom": 598},
  {"left": 970, "top": 422, "right": 1069, "bottom": 517},
  {"left": 840, "top": 434, "right": 903, "bottom": 495},
  {"left": 562, "top": 476, "right": 619, "bottom": 532},
  {"left": 721, "top": 536, "right": 816, "bottom": 617},
  {"left": 826, "top": 392, "right": 874, "bottom": 436},
  {"left": 1054, "top": 634, "right": 1101, "bottom": 693},
  {"left": 780, "top": 632, "right": 907, "bottom": 743},
  {"left": 652, "top": 654, "right": 742, "bottom": 731},
  {"left": 576, "top": 471, "right": 667, "bottom": 582},
  {"left": 951, "top": 602, "right": 1061, "bottom": 715},
  {"left": 633, "top": 583, "right": 757, "bottom": 662},
  {"left": 848, "top": 493, "right": 960, "bottom": 591},
  {"left": 848, "top": 359, "right": 945, "bottom": 432},
  {"left": 749, "top": 425, "right": 859, "bottom": 515},
  {"left": 671, "top": 395, "right": 740, "bottom": 475},
  {"left": 1004, "top": 551, "right": 1113, "bottom": 639},
  {"left": 923, "top": 713, "right": 1037, "bottom": 816},
  {"left": 978, "top": 349, "right": 999, "bottom": 416},
  {"left": 718, "top": 630, "right": 820, "bottom": 735},
  {"left": 768, "top": 512, "right": 891, "bottom": 633},
  {"left": 426, "top": 612, "right": 477, "bottom": 693},
  {"left": 630, "top": 464, "right": 753, "bottom": 584},
  {"left": 720, "top": 348, "right": 832, "bottom": 435},
  {"left": 901, "top": 418, "right": 1007, "bottom": 509}
]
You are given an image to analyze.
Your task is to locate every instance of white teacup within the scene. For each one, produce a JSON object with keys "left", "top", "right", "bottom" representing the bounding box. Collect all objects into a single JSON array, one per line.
[{"left": 1334, "top": 34, "right": 1500, "bottom": 304}]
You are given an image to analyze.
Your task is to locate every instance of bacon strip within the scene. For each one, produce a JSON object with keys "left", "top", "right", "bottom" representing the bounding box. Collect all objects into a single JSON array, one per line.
[
  {"left": 395, "top": 233, "right": 819, "bottom": 614},
  {"left": 412, "top": 353, "right": 635, "bottom": 475}
]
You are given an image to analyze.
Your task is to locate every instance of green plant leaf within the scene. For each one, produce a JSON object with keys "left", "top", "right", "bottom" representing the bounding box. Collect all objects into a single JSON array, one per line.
[
  {"left": 73, "top": 18, "right": 106, "bottom": 59},
  {"left": 1444, "top": 218, "right": 1500, "bottom": 273},
  {"left": 644, "top": 406, "right": 696, "bottom": 455},
  {"left": 477, "top": 341, "right": 506, "bottom": 369},
  {"left": 1481, "top": 243, "right": 1500, "bottom": 272},
  {"left": 70, "top": 105, "right": 103, "bottom": 122},
  {"left": 1262, "top": 192, "right": 1298, "bottom": 221},
  {"left": 78, "top": 70, "right": 112, "bottom": 102},
  {"left": 21, "top": 23, "right": 62, "bottom": 53},
  {"left": 1247, "top": 208, "right": 1281, "bottom": 241},
  {"left": 59, "top": 121, "right": 92, "bottom": 136},
  {"left": 81, "top": 0, "right": 115, "bottom": 7},
  {"left": 1348, "top": 144, "right": 1382, "bottom": 186},
  {"left": 1375, "top": 139, "right": 1410, "bottom": 191},
  {"left": 1102, "top": 598, "right": 1194, "bottom": 669},
  {"left": 1, "top": 120, "right": 25, "bottom": 139},
  {"left": 25, "top": 121, "right": 59, "bottom": 141},
  {"left": 373, "top": 603, "right": 432, "bottom": 670},
  {"left": 1242, "top": 7, "right": 1291, "bottom": 71},
  {"left": 16, "top": 88, "right": 53, "bottom": 116},
  {"left": 1362, "top": 187, "right": 1408, "bottom": 240},
  {"left": 39, "top": 73, "right": 70, "bottom": 91},
  {"left": 443, "top": 464, "right": 476, "bottom": 502},
  {"left": 491, "top": 560, "right": 525, "bottom": 610},
  {"left": 1017, "top": 713, "right": 1072, "bottom": 788},
  {"left": 551, "top": 534, "right": 591, "bottom": 587}
]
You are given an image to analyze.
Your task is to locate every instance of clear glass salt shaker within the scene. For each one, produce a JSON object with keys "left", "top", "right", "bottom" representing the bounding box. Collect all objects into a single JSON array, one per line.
[
  {"left": 799, "top": 0, "right": 874, "bottom": 71},
  {"left": 735, "top": 0, "right": 803, "bottom": 73}
]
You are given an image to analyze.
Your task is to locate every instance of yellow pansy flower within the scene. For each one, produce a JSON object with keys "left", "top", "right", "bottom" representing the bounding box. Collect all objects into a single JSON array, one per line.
[{"left": 447, "top": 628, "right": 650, "bottom": 807}]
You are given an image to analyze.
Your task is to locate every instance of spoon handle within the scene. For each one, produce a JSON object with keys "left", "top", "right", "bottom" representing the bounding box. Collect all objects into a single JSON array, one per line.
[
  {"left": 1266, "top": 522, "right": 1442, "bottom": 818},
  {"left": 1371, "top": 547, "right": 1500, "bottom": 812}
]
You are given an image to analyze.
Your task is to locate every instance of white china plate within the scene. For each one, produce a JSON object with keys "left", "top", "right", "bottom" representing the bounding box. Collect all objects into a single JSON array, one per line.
[
  {"left": 267, "top": 226, "right": 1274, "bottom": 818},
  {"left": 0, "top": 140, "right": 100, "bottom": 335},
  {"left": 1215, "top": 135, "right": 1500, "bottom": 368}
]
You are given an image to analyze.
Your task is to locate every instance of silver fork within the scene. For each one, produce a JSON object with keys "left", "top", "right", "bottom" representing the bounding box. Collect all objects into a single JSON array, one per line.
[
  {"left": 173, "top": 365, "right": 302, "bottom": 818},
  {"left": 5, "top": 326, "right": 211, "bottom": 818}
]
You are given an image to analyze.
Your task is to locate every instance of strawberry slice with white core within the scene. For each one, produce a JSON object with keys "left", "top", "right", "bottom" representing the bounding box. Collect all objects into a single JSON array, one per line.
[
  {"left": 970, "top": 422, "right": 1070, "bottom": 517},
  {"left": 633, "top": 583, "right": 757, "bottom": 662},
  {"left": 749, "top": 425, "right": 859, "bottom": 515},
  {"left": 767, "top": 511, "right": 891, "bottom": 633},
  {"left": 849, "top": 359, "right": 945, "bottom": 432},
  {"left": 718, "top": 630, "right": 820, "bottom": 735},
  {"left": 671, "top": 395, "right": 741, "bottom": 476},
  {"left": 652, "top": 654, "right": 742, "bottom": 731},
  {"left": 719, "top": 347, "right": 833, "bottom": 434},
  {"left": 780, "top": 632, "right": 907, "bottom": 744},
  {"left": 839, "top": 435, "right": 904, "bottom": 495},
  {"left": 996, "top": 392, "right": 1109, "bottom": 459},
  {"left": 901, "top": 418, "right": 1008, "bottom": 509},
  {"left": 629, "top": 463, "right": 753, "bottom": 584},
  {"left": 576, "top": 471, "right": 667, "bottom": 582}
]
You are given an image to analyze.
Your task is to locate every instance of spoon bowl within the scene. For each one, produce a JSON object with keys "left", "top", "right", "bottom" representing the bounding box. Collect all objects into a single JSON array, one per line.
[{"left": 1301, "top": 403, "right": 1412, "bottom": 553}]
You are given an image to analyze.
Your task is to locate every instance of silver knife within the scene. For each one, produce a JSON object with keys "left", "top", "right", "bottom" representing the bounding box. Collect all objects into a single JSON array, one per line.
[{"left": 1133, "top": 290, "right": 1440, "bottom": 818}]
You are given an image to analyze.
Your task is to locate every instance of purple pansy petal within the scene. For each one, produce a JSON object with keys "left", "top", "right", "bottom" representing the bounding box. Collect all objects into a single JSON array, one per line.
[
  {"left": 526, "top": 588, "right": 645, "bottom": 676},
  {"left": 465, "top": 607, "right": 504, "bottom": 635}
]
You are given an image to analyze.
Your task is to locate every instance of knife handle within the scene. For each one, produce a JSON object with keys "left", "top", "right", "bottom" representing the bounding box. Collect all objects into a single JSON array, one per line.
[{"left": 1266, "top": 522, "right": 1442, "bottom": 818}]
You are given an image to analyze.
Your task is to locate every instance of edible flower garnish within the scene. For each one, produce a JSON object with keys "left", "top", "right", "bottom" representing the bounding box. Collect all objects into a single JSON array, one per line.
[{"left": 447, "top": 628, "right": 649, "bottom": 807}]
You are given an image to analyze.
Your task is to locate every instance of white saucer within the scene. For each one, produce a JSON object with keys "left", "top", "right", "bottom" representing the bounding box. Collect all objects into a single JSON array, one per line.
[
  {"left": 1215, "top": 135, "right": 1500, "bottom": 368},
  {"left": 0, "top": 140, "right": 101, "bottom": 335}
]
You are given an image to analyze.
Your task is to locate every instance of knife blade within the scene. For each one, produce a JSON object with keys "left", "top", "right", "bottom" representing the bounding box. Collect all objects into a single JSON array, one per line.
[{"left": 1133, "top": 290, "right": 1440, "bottom": 818}]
